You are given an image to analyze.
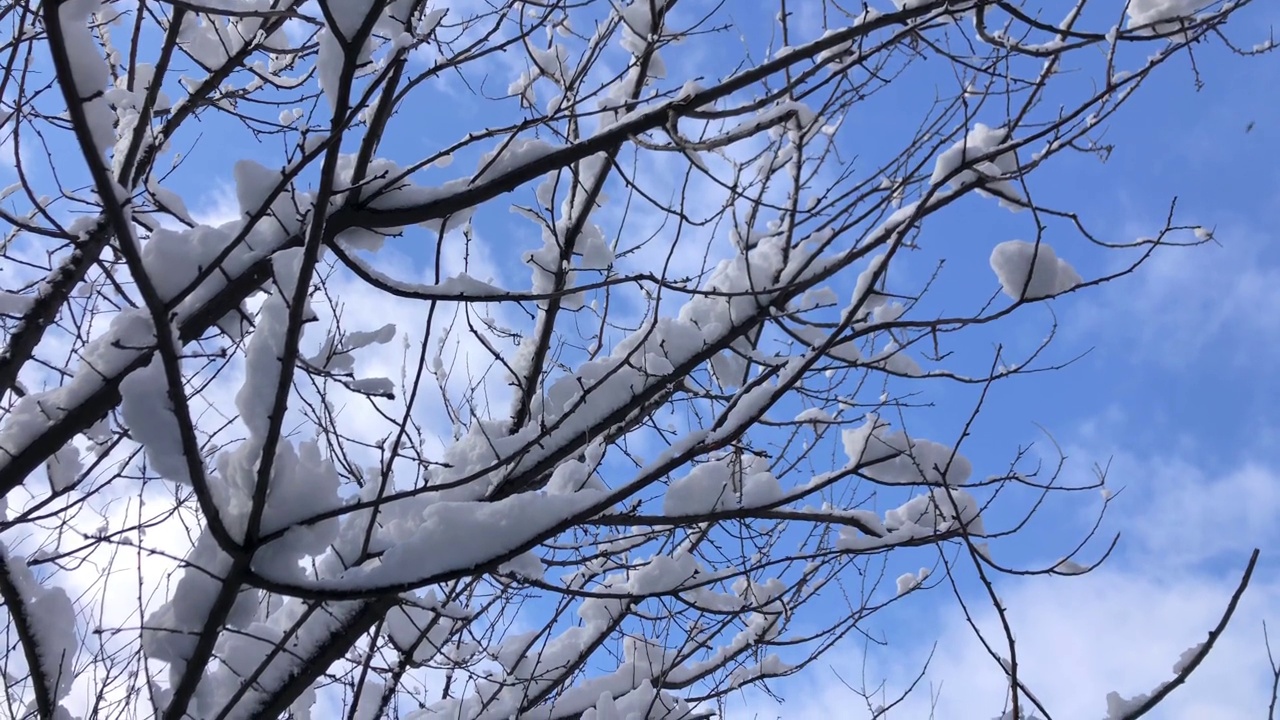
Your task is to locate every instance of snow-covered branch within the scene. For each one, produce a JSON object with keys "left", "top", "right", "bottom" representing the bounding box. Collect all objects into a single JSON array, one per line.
[{"left": 0, "top": 0, "right": 1268, "bottom": 717}]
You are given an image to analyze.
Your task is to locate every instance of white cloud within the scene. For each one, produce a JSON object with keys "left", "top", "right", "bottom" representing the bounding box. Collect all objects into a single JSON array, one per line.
[
  {"left": 1061, "top": 412, "right": 1280, "bottom": 569},
  {"left": 1073, "top": 228, "right": 1280, "bottom": 367},
  {"left": 191, "top": 181, "right": 242, "bottom": 226},
  {"left": 734, "top": 570, "right": 1277, "bottom": 719},
  {"left": 731, "top": 560, "right": 1279, "bottom": 720},
  {"left": 1124, "top": 460, "right": 1280, "bottom": 567},
  {"left": 725, "top": 446, "right": 1280, "bottom": 719}
]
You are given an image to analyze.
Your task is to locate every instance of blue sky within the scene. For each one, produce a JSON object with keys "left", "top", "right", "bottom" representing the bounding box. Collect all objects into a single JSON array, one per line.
[{"left": 4, "top": 1, "right": 1279, "bottom": 717}]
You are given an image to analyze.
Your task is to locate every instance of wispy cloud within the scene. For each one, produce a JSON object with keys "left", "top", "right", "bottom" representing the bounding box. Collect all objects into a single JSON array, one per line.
[
  {"left": 725, "top": 436, "right": 1280, "bottom": 719},
  {"left": 1071, "top": 222, "right": 1280, "bottom": 368}
]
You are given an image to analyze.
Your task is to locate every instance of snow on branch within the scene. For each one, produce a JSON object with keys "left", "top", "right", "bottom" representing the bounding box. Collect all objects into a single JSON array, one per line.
[{"left": 0, "top": 543, "right": 78, "bottom": 718}]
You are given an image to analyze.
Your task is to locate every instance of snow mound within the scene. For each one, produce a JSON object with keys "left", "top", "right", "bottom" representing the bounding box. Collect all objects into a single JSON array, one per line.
[{"left": 989, "top": 240, "right": 1082, "bottom": 300}]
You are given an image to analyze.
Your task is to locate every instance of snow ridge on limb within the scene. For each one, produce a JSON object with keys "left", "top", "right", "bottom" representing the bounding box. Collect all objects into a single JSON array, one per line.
[{"left": 0, "top": 542, "right": 78, "bottom": 719}]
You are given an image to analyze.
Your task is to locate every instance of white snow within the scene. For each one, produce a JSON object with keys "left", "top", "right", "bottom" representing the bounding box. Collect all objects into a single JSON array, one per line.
[
  {"left": 795, "top": 408, "right": 834, "bottom": 424},
  {"left": 836, "top": 480, "right": 986, "bottom": 553},
  {"left": 186, "top": 596, "right": 367, "bottom": 720},
  {"left": 343, "top": 323, "right": 396, "bottom": 351},
  {"left": 843, "top": 415, "right": 973, "bottom": 486},
  {"left": 817, "top": 28, "right": 854, "bottom": 64},
  {"left": 662, "top": 456, "right": 784, "bottom": 515},
  {"left": 348, "top": 376, "right": 395, "bottom": 397},
  {"left": 871, "top": 340, "right": 922, "bottom": 376},
  {"left": 120, "top": 350, "right": 196, "bottom": 486},
  {"left": 888, "top": 488, "right": 985, "bottom": 535},
  {"left": 727, "top": 653, "right": 793, "bottom": 690},
  {"left": 57, "top": 0, "right": 116, "bottom": 156},
  {"left": 311, "top": 488, "right": 609, "bottom": 590},
  {"left": 45, "top": 444, "right": 83, "bottom": 492},
  {"left": 147, "top": 180, "right": 193, "bottom": 223},
  {"left": 233, "top": 159, "right": 283, "bottom": 216},
  {"left": 1127, "top": 0, "right": 1208, "bottom": 28},
  {"left": 895, "top": 567, "right": 930, "bottom": 596},
  {"left": 619, "top": 0, "right": 668, "bottom": 55},
  {"left": 1054, "top": 558, "right": 1089, "bottom": 575},
  {"left": 0, "top": 542, "right": 79, "bottom": 709},
  {"left": 931, "top": 123, "right": 1025, "bottom": 209},
  {"left": 385, "top": 592, "right": 471, "bottom": 666},
  {"left": 315, "top": 16, "right": 374, "bottom": 110},
  {"left": 1105, "top": 690, "right": 1152, "bottom": 719},
  {"left": 0, "top": 291, "right": 35, "bottom": 316},
  {"left": 990, "top": 240, "right": 1083, "bottom": 300},
  {"left": 1173, "top": 642, "right": 1204, "bottom": 673},
  {"left": 321, "top": 0, "right": 377, "bottom": 40}
]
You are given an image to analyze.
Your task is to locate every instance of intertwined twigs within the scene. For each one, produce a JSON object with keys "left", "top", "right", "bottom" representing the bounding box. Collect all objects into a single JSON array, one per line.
[{"left": 0, "top": 1, "right": 1270, "bottom": 718}]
